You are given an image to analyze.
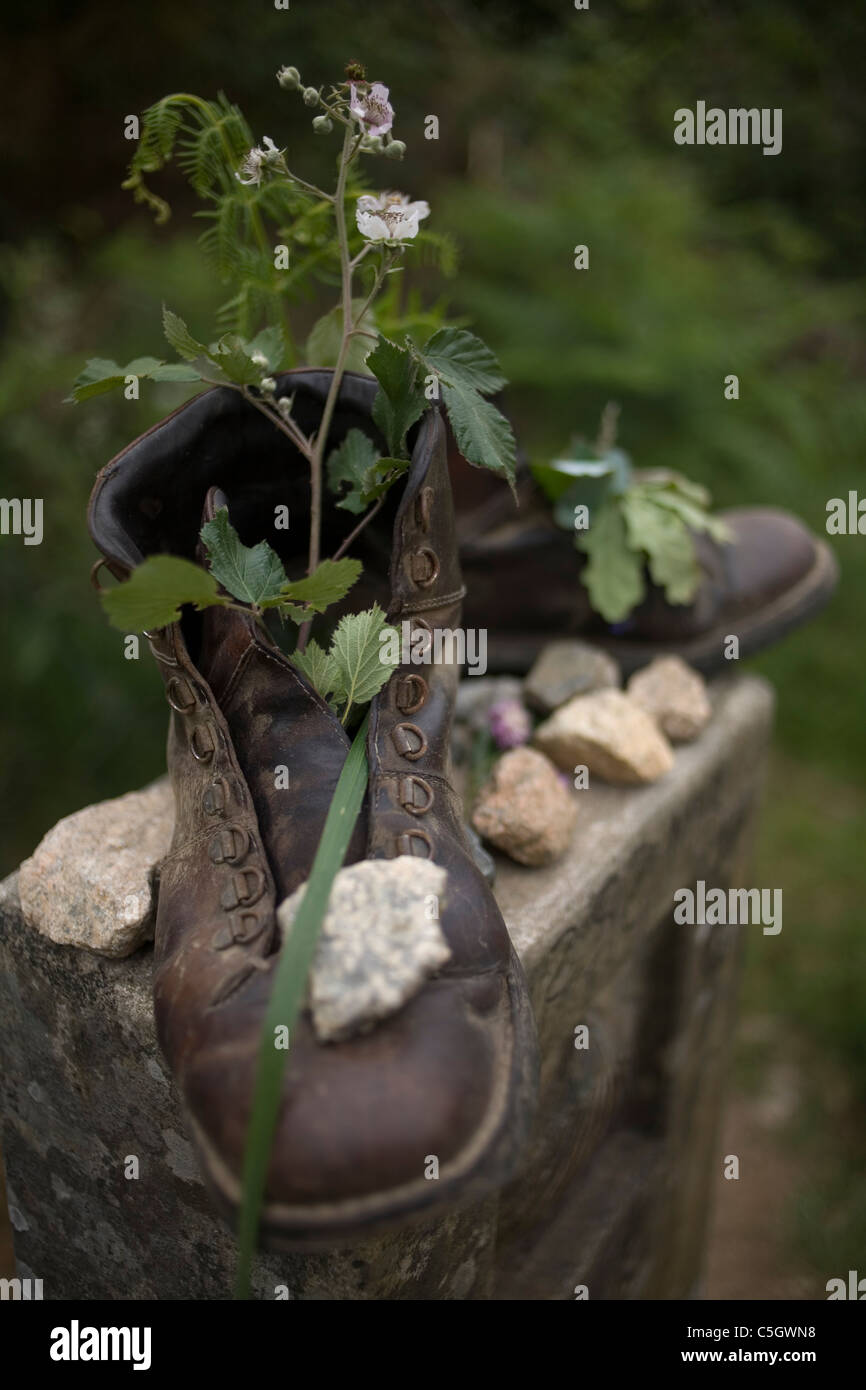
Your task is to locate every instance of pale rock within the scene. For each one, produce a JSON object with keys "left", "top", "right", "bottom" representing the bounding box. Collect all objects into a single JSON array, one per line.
[
  {"left": 627, "top": 656, "right": 712, "bottom": 742},
  {"left": 534, "top": 689, "right": 674, "bottom": 786},
  {"left": 278, "top": 858, "right": 451, "bottom": 1043},
  {"left": 524, "top": 640, "right": 621, "bottom": 715},
  {"left": 18, "top": 780, "right": 174, "bottom": 958},
  {"left": 472, "top": 747, "right": 577, "bottom": 867}
]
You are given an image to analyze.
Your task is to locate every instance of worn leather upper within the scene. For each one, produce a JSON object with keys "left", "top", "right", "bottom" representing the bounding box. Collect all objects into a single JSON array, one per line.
[{"left": 88, "top": 371, "right": 536, "bottom": 1225}]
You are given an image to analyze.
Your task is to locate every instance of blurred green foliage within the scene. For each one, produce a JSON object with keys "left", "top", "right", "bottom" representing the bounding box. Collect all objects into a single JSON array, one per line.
[{"left": 0, "top": 0, "right": 864, "bottom": 1280}]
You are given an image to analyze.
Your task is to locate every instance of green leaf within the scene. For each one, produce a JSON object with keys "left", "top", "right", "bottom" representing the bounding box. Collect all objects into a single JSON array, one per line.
[
  {"left": 162, "top": 306, "right": 208, "bottom": 361},
  {"left": 637, "top": 481, "right": 732, "bottom": 544},
  {"left": 101, "top": 555, "right": 227, "bottom": 631},
  {"left": 440, "top": 379, "right": 518, "bottom": 496},
  {"left": 329, "top": 604, "right": 400, "bottom": 720},
  {"left": 244, "top": 325, "right": 289, "bottom": 373},
  {"left": 326, "top": 429, "right": 379, "bottom": 514},
  {"left": 200, "top": 507, "right": 287, "bottom": 607},
  {"left": 290, "top": 639, "right": 339, "bottom": 703},
  {"left": 421, "top": 328, "right": 506, "bottom": 396},
  {"left": 577, "top": 501, "right": 646, "bottom": 623},
  {"left": 621, "top": 493, "right": 701, "bottom": 606},
  {"left": 208, "top": 333, "right": 262, "bottom": 386},
  {"left": 361, "top": 456, "right": 410, "bottom": 503},
  {"left": 235, "top": 713, "right": 371, "bottom": 1300},
  {"left": 276, "top": 557, "right": 362, "bottom": 620},
  {"left": 639, "top": 469, "right": 711, "bottom": 508},
  {"left": 68, "top": 355, "right": 202, "bottom": 402},
  {"left": 306, "top": 301, "right": 375, "bottom": 374},
  {"left": 367, "top": 336, "right": 426, "bottom": 456}
]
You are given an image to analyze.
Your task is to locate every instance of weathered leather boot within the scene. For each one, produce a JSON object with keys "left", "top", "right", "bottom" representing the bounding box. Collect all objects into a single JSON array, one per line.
[
  {"left": 454, "top": 469, "right": 838, "bottom": 676},
  {"left": 88, "top": 370, "right": 538, "bottom": 1248}
]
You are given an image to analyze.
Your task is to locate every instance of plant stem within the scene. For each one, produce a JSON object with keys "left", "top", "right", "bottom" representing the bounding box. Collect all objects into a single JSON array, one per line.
[
  {"left": 330, "top": 494, "right": 386, "bottom": 562},
  {"left": 242, "top": 388, "right": 314, "bottom": 461},
  {"left": 307, "top": 124, "right": 357, "bottom": 576}
]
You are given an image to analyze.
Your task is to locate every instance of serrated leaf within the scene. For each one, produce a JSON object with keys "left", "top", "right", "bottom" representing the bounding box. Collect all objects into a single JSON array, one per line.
[
  {"left": 290, "top": 639, "right": 339, "bottom": 703},
  {"left": 368, "top": 336, "right": 426, "bottom": 457},
  {"left": 577, "top": 501, "right": 646, "bottom": 623},
  {"left": 636, "top": 481, "right": 732, "bottom": 544},
  {"left": 639, "top": 469, "right": 711, "bottom": 509},
  {"left": 244, "top": 325, "right": 289, "bottom": 373},
  {"left": 68, "top": 355, "right": 203, "bottom": 402},
  {"left": 200, "top": 507, "right": 287, "bottom": 607},
  {"left": 208, "top": 333, "right": 262, "bottom": 386},
  {"left": 306, "top": 301, "right": 375, "bottom": 374},
  {"left": 163, "top": 306, "right": 208, "bottom": 361},
  {"left": 326, "top": 429, "right": 378, "bottom": 514},
  {"left": 329, "top": 604, "right": 400, "bottom": 720},
  {"left": 621, "top": 493, "right": 700, "bottom": 606},
  {"left": 361, "top": 456, "right": 409, "bottom": 503},
  {"left": 440, "top": 379, "right": 517, "bottom": 497},
  {"left": 421, "top": 328, "right": 506, "bottom": 396},
  {"left": 276, "top": 557, "right": 362, "bottom": 616},
  {"left": 101, "top": 555, "right": 227, "bottom": 631}
]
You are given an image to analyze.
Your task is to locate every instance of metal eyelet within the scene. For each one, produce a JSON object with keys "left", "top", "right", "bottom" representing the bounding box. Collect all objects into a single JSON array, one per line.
[
  {"left": 392, "top": 722, "right": 428, "bottom": 761},
  {"left": 190, "top": 723, "right": 217, "bottom": 763},
  {"left": 220, "top": 866, "right": 266, "bottom": 911},
  {"left": 202, "top": 778, "right": 229, "bottom": 817},
  {"left": 231, "top": 912, "right": 264, "bottom": 946},
  {"left": 409, "top": 547, "right": 440, "bottom": 588},
  {"left": 395, "top": 674, "right": 428, "bottom": 715},
  {"left": 399, "top": 775, "right": 434, "bottom": 815},
  {"left": 207, "top": 825, "right": 250, "bottom": 866},
  {"left": 166, "top": 675, "right": 197, "bottom": 713},
  {"left": 396, "top": 829, "right": 434, "bottom": 859},
  {"left": 211, "top": 914, "right": 263, "bottom": 951},
  {"left": 415, "top": 486, "right": 434, "bottom": 533}
]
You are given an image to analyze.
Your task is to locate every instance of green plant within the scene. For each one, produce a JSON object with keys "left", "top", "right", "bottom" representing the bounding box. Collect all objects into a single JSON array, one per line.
[
  {"left": 70, "top": 60, "right": 518, "bottom": 1294},
  {"left": 533, "top": 408, "right": 730, "bottom": 623}
]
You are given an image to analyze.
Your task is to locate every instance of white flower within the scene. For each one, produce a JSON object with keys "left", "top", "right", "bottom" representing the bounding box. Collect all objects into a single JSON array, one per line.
[
  {"left": 349, "top": 82, "right": 394, "bottom": 137},
  {"left": 355, "top": 191, "right": 430, "bottom": 243},
  {"left": 235, "top": 136, "right": 285, "bottom": 187}
]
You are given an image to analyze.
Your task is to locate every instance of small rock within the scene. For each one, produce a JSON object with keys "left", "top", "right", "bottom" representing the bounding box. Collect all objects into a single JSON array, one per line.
[
  {"left": 278, "top": 858, "right": 450, "bottom": 1043},
  {"left": 472, "top": 747, "right": 577, "bottom": 867},
  {"left": 523, "top": 640, "right": 621, "bottom": 715},
  {"left": 18, "top": 780, "right": 174, "bottom": 957},
  {"left": 534, "top": 689, "right": 674, "bottom": 786},
  {"left": 627, "top": 656, "right": 712, "bottom": 742}
]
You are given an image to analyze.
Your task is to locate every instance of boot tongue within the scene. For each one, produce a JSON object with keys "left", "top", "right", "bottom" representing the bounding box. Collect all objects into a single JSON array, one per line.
[{"left": 196, "top": 486, "right": 258, "bottom": 702}]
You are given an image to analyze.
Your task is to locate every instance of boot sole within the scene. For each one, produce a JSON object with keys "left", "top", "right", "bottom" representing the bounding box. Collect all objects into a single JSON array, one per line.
[
  {"left": 187, "top": 944, "right": 539, "bottom": 1253},
  {"left": 483, "top": 536, "right": 839, "bottom": 677}
]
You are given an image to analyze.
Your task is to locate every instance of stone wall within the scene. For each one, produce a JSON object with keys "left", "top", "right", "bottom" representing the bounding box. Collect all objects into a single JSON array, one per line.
[{"left": 0, "top": 675, "right": 774, "bottom": 1300}]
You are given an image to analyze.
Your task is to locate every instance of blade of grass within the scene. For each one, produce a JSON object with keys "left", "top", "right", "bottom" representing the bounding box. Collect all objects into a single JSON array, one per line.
[{"left": 234, "top": 711, "right": 370, "bottom": 1299}]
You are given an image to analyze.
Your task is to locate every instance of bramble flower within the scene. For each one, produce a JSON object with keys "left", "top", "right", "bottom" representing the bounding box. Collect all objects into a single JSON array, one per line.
[
  {"left": 487, "top": 698, "right": 532, "bottom": 750},
  {"left": 355, "top": 191, "right": 430, "bottom": 243},
  {"left": 349, "top": 82, "right": 394, "bottom": 137},
  {"left": 235, "top": 136, "right": 284, "bottom": 187}
]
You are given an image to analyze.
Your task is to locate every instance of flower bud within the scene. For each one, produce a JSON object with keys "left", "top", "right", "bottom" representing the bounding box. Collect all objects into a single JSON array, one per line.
[
  {"left": 260, "top": 377, "right": 277, "bottom": 394},
  {"left": 362, "top": 134, "right": 385, "bottom": 154},
  {"left": 277, "top": 66, "right": 301, "bottom": 91},
  {"left": 385, "top": 139, "right": 406, "bottom": 160},
  {"left": 345, "top": 60, "right": 366, "bottom": 81},
  {"left": 312, "top": 114, "right": 333, "bottom": 134},
  {"left": 302, "top": 86, "right": 320, "bottom": 107}
]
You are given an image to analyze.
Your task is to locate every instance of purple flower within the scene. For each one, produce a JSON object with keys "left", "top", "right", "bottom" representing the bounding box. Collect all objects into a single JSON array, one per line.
[
  {"left": 349, "top": 81, "right": 394, "bottom": 137},
  {"left": 488, "top": 698, "right": 532, "bottom": 750}
]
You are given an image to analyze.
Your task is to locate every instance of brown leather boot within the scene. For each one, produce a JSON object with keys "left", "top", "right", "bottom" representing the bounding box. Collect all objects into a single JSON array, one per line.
[
  {"left": 88, "top": 370, "right": 538, "bottom": 1248},
  {"left": 454, "top": 468, "right": 838, "bottom": 676}
]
